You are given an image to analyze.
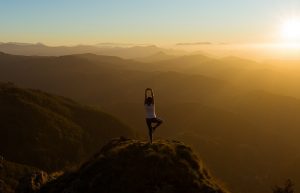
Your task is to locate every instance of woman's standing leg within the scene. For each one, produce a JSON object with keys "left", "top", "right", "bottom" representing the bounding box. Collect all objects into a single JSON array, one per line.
[{"left": 146, "top": 119, "right": 153, "bottom": 143}]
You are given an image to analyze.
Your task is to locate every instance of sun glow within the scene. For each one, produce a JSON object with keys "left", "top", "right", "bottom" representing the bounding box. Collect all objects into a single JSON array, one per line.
[{"left": 281, "top": 18, "right": 300, "bottom": 41}]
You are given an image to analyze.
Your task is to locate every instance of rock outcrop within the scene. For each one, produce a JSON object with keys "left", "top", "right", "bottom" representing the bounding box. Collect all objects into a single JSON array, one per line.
[
  {"left": 16, "top": 171, "right": 49, "bottom": 193},
  {"left": 40, "top": 137, "right": 228, "bottom": 193}
]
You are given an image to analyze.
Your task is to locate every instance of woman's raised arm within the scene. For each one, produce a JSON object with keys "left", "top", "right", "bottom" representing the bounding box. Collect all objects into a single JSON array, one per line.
[
  {"left": 150, "top": 89, "right": 154, "bottom": 104},
  {"left": 145, "top": 88, "right": 151, "bottom": 104}
]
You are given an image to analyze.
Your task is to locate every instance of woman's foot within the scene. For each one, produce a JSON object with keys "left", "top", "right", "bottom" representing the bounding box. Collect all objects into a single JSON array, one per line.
[{"left": 152, "top": 126, "right": 158, "bottom": 132}]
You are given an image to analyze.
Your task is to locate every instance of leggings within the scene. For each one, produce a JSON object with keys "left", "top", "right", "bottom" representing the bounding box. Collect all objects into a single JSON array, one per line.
[{"left": 146, "top": 118, "right": 163, "bottom": 143}]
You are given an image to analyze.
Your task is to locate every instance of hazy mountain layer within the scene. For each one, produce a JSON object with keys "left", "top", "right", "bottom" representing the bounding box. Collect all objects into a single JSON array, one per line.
[{"left": 0, "top": 43, "right": 185, "bottom": 58}]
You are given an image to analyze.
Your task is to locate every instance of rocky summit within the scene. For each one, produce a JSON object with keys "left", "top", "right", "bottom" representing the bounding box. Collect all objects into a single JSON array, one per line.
[{"left": 39, "top": 137, "right": 228, "bottom": 193}]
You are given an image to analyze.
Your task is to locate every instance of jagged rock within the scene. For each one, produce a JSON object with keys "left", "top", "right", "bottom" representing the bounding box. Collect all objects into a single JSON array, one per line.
[
  {"left": 0, "top": 179, "right": 7, "bottom": 192},
  {"left": 40, "top": 137, "right": 229, "bottom": 193},
  {"left": 0, "top": 179, "right": 14, "bottom": 193},
  {"left": 16, "top": 171, "right": 49, "bottom": 193},
  {"left": 0, "top": 155, "right": 4, "bottom": 170}
]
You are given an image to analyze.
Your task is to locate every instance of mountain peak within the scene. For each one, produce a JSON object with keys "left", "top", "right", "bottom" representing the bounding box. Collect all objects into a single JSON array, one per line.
[{"left": 40, "top": 137, "right": 228, "bottom": 193}]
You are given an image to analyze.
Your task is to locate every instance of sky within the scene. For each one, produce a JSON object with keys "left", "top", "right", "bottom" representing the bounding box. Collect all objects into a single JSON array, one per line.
[{"left": 1, "top": 0, "right": 300, "bottom": 46}]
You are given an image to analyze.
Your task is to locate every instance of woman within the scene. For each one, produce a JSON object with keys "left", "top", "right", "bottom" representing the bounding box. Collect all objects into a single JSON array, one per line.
[{"left": 144, "top": 88, "right": 163, "bottom": 143}]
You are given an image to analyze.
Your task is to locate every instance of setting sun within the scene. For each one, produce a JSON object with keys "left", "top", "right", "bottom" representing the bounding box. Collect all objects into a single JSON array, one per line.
[{"left": 281, "top": 18, "right": 300, "bottom": 40}]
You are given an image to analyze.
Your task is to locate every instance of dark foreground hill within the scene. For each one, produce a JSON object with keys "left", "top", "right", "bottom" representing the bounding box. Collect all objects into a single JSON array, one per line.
[
  {"left": 0, "top": 83, "right": 133, "bottom": 171},
  {"left": 38, "top": 137, "right": 228, "bottom": 193}
]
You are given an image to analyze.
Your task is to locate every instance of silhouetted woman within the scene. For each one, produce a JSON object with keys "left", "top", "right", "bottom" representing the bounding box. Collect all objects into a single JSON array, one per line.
[{"left": 144, "top": 88, "right": 163, "bottom": 143}]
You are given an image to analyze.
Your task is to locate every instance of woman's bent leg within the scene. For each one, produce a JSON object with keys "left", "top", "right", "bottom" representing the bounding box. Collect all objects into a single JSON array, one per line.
[{"left": 153, "top": 118, "right": 163, "bottom": 131}]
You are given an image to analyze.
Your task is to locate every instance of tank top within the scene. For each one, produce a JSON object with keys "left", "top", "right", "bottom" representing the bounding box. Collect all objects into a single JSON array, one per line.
[{"left": 145, "top": 104, "right": 156, "bottom": 118}]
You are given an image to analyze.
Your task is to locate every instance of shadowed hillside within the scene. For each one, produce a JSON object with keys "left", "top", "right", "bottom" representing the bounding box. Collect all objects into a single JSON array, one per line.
[
  {"left": 0, "top": 83, "right": 133, "bottom": 171},
  {"left": 39, "top": 137, "right": 229, "bottom": 193}
]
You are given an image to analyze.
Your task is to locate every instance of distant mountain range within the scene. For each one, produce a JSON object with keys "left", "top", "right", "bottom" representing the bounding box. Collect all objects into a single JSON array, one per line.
[{"left": 0, "top": 42, "right": 186, "bottom": 59}]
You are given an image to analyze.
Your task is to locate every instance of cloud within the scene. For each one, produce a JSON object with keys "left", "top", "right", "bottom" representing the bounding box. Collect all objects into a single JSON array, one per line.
[
  {"left": 95, "top": 43, "right": 152, "bottom": 47},
  {"left": 176, "top": 42, "right": 213, "bottom": 46},
  {"left": 218, "top": 42, "right": 230, "bottom": 45}
]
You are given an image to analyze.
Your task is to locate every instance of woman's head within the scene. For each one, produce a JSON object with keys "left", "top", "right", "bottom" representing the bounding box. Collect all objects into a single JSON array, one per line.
[{"left": 146, "top": 97, "right": 153, "bottom": 105}]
